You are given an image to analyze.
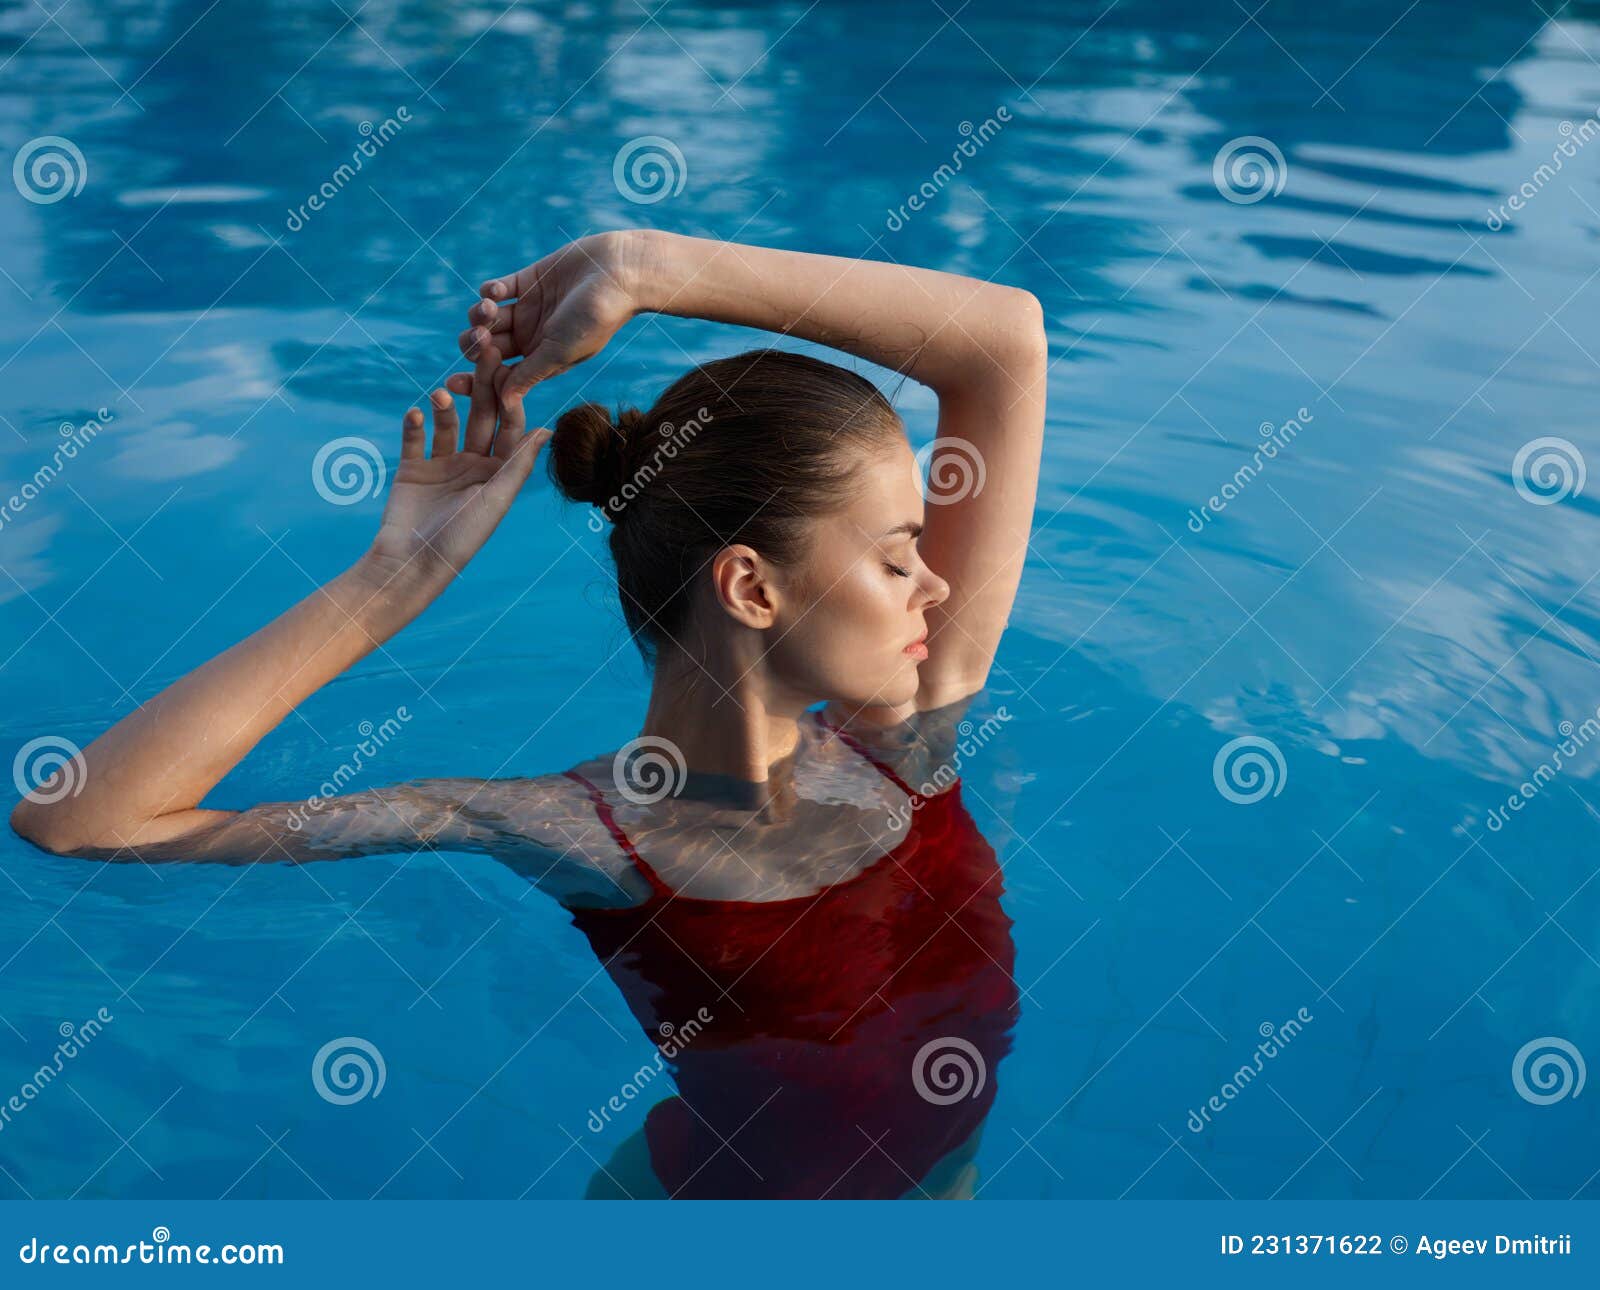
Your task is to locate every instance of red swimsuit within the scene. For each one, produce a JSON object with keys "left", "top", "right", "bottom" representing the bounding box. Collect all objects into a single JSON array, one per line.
[{"left": 565, "top": 716, "right": 1019, "bottom": 1199}]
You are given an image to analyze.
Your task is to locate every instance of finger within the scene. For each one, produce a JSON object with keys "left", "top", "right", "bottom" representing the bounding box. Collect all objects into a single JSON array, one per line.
[
  {"left": 481, "top": 244, "right": 568, "bottom": 302},
  {"left": 457, "top": 317, "right": 515, "bottom": 359},
  {"left": 480, "top": 267, "right": 533, "bottom": 301},
  {"left": 428, "top": 388, "right": 458, "bottom": 456},
  {"left": 490, "top": 366, "right": 525, "bottom": 458},
  {"left": 485, "top": 426, "right": 551, "bottom": 505},
  {"left": 447, "top": 356, "right": 531, "bottom": 395},
  {"left": 467, "top": 298, "right": 513, "bottom": 332},
  {"left": 500, "top": 339, "right": 569, "bottom": 400},
  {"left": 400, "top": 407, "right": 425, "bottom": 461},
  {"left": 462, "top": 333, "right": 502, "bottom": 454}
]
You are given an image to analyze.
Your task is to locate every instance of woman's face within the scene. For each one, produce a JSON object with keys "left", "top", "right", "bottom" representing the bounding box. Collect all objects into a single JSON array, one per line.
[{"left": 764, "top": 437, "right": 950, "bottom": 710}]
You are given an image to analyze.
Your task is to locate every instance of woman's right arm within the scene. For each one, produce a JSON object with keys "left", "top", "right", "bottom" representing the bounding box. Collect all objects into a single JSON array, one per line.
[
  {"left": 10, "top": 345, "right": 545, "bottom": 860},
  {"left": 12, "top": 558, "right": 429, "bottom": 856}
]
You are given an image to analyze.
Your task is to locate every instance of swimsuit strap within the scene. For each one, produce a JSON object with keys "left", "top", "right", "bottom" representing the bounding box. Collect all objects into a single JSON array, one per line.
[
  {"left": 562, "top": 768, "right": 674, "bottom": 898},
  {"left": 814, "top": 712, "right": 919, "bottom": 798}
]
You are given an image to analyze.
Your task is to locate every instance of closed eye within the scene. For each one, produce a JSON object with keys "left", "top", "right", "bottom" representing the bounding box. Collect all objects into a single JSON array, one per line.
[{"left": 884, "top": 562, "right": 911, "bottom": 578}]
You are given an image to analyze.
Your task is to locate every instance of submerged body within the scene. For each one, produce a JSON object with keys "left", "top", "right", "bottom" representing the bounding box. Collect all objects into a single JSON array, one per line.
[{"left": 567, "top": 709, "right": 1018, "bottom": 1199}]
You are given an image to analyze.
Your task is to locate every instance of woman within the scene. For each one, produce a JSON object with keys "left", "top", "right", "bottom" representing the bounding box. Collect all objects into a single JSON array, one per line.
[{"left": 11, "top": 229, "right": 1047, "bottom": 1198}]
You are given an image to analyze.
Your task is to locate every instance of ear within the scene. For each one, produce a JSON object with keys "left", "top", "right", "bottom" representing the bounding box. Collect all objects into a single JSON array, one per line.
[{"left": 709, "top": 544, "right": 781, "bottom": 631}]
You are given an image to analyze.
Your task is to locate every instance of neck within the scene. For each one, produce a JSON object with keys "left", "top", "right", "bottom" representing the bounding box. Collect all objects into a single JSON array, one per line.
[{"left": 641, "top": 644, "right": 811, "bottom": 797}]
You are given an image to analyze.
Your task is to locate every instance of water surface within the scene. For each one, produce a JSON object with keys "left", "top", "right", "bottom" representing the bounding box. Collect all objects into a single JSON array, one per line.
[{"left": 1, "top": 0, "right": 1598, "bottom": 1198}]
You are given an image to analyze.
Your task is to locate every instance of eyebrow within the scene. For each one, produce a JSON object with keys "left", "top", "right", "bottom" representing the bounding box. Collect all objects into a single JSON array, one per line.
[{"left": 881, "top": 521, "right": 924, "bottom": 540}]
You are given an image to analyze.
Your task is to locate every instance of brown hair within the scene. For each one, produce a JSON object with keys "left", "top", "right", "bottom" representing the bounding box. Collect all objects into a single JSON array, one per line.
[{"left": 547, "top": 348, "right": 903, "bottom": 666}]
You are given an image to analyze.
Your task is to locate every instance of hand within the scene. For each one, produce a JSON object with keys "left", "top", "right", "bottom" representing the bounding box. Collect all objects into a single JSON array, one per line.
[
  {"left": 448, "top": 231, "right": 649, "bottom": 401},
  {"left": 362, "top": 341, "right": 549, "bottom": 600}
]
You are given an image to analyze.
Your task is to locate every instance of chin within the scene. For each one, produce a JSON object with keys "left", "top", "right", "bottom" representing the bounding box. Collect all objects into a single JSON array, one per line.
[
  {"left": 876, "top": 664, "right": 922, "bottom": 707},
  {"left": 811, "top": 658, "right": 920, "bottom": 710}
]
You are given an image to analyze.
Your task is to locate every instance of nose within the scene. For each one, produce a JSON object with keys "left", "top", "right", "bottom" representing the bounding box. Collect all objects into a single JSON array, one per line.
[{"left": 920, "top": 564, "right": 950, "bottom": 609}]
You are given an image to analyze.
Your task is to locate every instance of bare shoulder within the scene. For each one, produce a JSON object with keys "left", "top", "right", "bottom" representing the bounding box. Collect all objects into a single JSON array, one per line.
[
  {"left": 815, "top": 688, "right": 1014, "bottom": 795},
  {"left": 469, "top": 769, "right": 655, "bottom": 909}
]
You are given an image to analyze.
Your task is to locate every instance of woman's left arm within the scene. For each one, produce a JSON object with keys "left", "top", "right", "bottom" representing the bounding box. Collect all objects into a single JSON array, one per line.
[{"left": 468, "top": 229, "right": 1048, "bottom": 710}]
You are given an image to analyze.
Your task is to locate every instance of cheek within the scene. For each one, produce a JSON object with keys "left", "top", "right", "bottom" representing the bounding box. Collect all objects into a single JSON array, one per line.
[
  {"left": 768, "top": 563, "right": 921, "bottom": 707},
  {"left": 807, "top": 563, "right": 903, "bottom": 646},
  {"left": 770, "top": 564, "right": 905, "bottom": 676}
]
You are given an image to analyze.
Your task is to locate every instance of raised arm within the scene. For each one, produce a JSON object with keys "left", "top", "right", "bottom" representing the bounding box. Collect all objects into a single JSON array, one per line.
[
  {"left": 458, "top": 230, "right": 1047, "bottom": 711},
  {"left": 10, "top": 350, "right": 545, "bottom": 861}
]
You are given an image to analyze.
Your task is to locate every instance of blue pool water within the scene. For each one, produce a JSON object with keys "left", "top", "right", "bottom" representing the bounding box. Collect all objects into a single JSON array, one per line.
[{"left": 2, "top": 0, "right": 1599, "bottom": 1199}]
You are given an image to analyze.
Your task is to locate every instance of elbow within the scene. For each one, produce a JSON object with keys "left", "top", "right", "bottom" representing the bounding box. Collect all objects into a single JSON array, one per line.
[
  {"left": 1004, "top": 288, "right": 1047, "bottom": 371},
  {"left": 10, "top": 798, "right": 87, "bottom": 856}
]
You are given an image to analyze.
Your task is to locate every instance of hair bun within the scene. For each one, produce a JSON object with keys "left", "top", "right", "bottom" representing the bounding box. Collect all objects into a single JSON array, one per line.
[{"left": 548, "top": 402, "right": 639, "bottom": 514}]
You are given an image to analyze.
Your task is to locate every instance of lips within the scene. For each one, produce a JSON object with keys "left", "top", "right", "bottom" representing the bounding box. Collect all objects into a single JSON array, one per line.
[{"left": 903, "top": 631, "right": 928, "bottom": 659}]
